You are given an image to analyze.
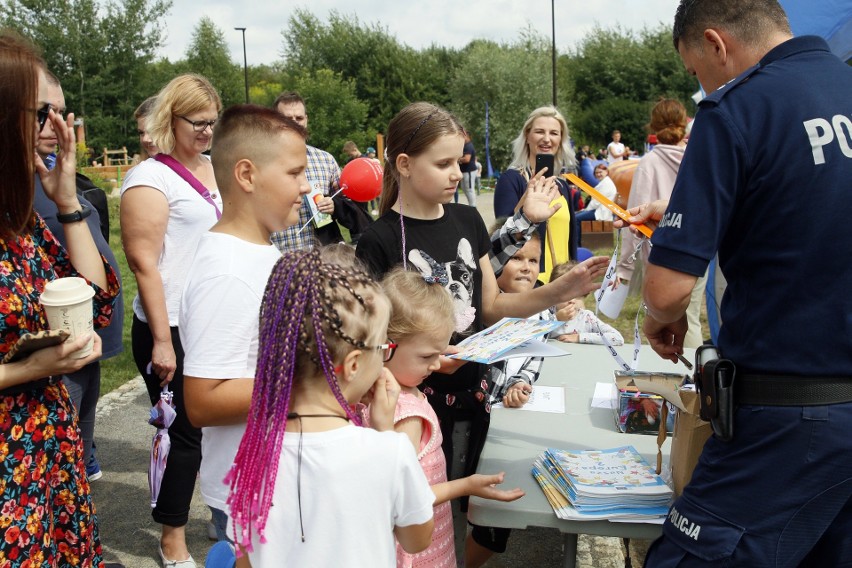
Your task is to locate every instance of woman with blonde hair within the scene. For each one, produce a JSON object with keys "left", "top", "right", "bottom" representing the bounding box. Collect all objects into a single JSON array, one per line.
[
  {"left": 494, "top": 106, "right": 578, "bottom": 282},
  {"left": 121, "top": 73, "right": 222, "bottom": 567},
  {"left": 616, "top": 98, "right": 707, "bottom": 348}
]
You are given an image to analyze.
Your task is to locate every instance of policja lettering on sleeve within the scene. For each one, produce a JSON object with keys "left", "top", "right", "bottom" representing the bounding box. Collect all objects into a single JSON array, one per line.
[
  {"left": 657, "top": 211, "right": 682, "bottom": 229},
  {"left": 668, "top": 506, "right": 701, "bottom": 540}
]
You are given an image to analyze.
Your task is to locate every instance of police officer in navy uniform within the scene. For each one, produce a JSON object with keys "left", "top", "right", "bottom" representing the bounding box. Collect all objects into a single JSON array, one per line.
[{"left": 630, "top": 0, "right": 852, "bottom": 565}]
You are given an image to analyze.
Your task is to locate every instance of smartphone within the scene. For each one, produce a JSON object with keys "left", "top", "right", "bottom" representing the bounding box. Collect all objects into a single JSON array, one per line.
[
  {"left": 535, "top": 153, "right": 555, "bottom": 177},
  {"left": 2, "top": 330, "right": 70, "bottom": 364}
]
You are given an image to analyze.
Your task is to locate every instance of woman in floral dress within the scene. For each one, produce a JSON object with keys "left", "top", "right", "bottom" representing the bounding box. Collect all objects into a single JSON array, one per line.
[{"left": 0, "top": 32, "right": 119, "bottom": 567}]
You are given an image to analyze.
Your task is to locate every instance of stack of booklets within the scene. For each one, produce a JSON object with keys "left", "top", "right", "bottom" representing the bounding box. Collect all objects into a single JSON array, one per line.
[{"left": 532, "top": 446, "right": 672, "bottom": 521}]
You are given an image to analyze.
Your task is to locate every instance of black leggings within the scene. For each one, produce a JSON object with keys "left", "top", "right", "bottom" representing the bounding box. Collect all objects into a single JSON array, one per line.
[{"left": 132, "top": 315, "right": 202, "bottom": 527}]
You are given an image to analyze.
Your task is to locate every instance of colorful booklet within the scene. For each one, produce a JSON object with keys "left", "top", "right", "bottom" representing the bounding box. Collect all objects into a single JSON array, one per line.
[
  {"left": 448, "top": 317, "right": 566, "bottom": 364},
  {"left": 305, "top": 177, "right": 334, "bottom": 229},
  {"left": 532, "top": 446, "right": 672, "bottom": 521}
]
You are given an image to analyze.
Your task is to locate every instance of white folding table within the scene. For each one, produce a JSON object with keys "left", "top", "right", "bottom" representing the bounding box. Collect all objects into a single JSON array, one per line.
[{"left": 468, "top": 342, "right": 693, "bottom": 568}]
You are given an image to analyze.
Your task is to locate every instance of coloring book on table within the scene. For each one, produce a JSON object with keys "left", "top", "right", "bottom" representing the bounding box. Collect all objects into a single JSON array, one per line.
[{"left": 448, "top": 317, "right": 565, "bottom": 364}]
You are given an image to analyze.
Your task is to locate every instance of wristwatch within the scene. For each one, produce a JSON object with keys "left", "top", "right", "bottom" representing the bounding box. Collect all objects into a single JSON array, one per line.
[{"left": 56, "top": 203, "right": 92, "bottom": 224}]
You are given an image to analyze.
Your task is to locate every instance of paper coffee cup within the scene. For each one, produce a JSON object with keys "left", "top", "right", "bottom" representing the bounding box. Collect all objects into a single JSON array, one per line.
[{"left": 40, "top": 277, "right": 96, "bottom": 358}]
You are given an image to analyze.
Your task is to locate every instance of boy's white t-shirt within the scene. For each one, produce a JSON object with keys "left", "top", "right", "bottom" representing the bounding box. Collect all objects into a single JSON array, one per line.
[
  {"left": 179, "top": 231, "right": 281, "bottom": 511},
  {"left": 606, "top": 141, "right": 625, "bottom": 163},
  {"left": 234, "top": 425, "right": 434, "bottom": 568},
  {"left": 121, "top": 157, "right": 222, "bottom": 326}
]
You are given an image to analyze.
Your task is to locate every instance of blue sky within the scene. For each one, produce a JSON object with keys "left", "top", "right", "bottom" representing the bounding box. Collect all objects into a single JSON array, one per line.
[{"left": 158, "top": 0, "right": 682, "bottom": 65}]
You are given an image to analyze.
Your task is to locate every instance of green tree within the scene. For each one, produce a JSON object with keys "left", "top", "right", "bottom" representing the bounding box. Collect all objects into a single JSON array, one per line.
[
  {"left": 280, "top": 69, "right": 369, "bottom": 161},
  {"left": 136, "top": 58, "right": 187, "bottom": 103},
  {"left": 247, "top": 63, "right": 285, "bottom": 108},
  {"left": 184, "top": 16, "right": 244, "bottom": 107},
  {"left": 281, "top": 9, "right": 460, "bottom": 133},
  {"left": 2, "top": 0, "right": 172, "bottom": 153},
  {"left": 561, "top": 24, "right": 696, "bottom": 150},
  {"left": 448, "top": 31, "right": 553, "bottom": 172}
]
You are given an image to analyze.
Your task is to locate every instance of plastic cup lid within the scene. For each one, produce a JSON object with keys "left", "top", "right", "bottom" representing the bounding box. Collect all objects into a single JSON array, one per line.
[{"left": 40, "top": 277, "right": 96, "bottom": 306}]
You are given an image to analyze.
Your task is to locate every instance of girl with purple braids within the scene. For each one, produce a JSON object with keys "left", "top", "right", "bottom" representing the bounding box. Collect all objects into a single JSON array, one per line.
[
  {"left": 226, "top": 250, "right": 434, "bottom": 567},
  {"left": 355, "top": 102, "right": 608, "bottom": 565}
]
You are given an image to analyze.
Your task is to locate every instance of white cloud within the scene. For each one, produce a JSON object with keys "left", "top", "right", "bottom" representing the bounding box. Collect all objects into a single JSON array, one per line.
[{"left": 159, "top": 0, "right": 681, "bottom": 66}]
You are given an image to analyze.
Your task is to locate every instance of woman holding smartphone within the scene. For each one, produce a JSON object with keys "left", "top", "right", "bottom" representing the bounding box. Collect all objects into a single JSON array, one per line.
[
  {"left": 494, "top": 106, "right": 578, "bottom": 282},
  {"left": 0, "top": 31, "right": 119, "bottom": 565}
]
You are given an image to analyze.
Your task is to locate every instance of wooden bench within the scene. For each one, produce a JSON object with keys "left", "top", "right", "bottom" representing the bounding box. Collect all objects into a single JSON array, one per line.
[
  {"left": 580, "top": 220, "right": 615, "bottom": 250},
  {"left": 80, "top": 165, "right": 129, "bottom": 195}
]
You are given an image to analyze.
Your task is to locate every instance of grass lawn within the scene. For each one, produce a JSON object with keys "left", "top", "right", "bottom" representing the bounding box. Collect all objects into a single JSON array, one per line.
[{"left": 99, "top": 196, "right": 139, "bottom": 395}]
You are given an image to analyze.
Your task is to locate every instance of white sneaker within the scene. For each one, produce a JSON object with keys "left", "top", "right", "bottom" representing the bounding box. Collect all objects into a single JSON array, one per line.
[
  {"left": 158, "top": 545, "right": 197, "bottom": 568},
  {"left": 207, "top": 521, "right": 217, "bottom": 541}
]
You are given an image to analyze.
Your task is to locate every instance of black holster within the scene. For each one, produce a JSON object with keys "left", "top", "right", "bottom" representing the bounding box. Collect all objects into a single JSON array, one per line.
[{"left": 695, "top": 345, "right": 736, "bottom": 442}]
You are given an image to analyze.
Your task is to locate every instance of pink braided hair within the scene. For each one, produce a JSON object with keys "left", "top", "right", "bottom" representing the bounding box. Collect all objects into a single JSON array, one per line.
[{"left": 226, "top": 250, "right": 381, "bottom": 550}]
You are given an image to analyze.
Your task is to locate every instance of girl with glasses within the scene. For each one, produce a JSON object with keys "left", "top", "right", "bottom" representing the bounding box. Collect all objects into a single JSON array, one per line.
[
  {"left": 120, "top": 73, "right": 222, "bottom": 567},
  {"left": 227, "top": 251, "right": 435, "bottom": 566}
]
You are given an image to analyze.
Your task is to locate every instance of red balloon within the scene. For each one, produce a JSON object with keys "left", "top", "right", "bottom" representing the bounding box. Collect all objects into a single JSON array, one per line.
[{"left": 340, "top": 158, "right": 383, "bottom": 202}]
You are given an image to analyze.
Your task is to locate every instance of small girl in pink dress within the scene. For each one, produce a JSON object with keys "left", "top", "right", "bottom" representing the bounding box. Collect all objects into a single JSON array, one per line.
[{"left": 368, "top": 269, "right": 525, "bottom": 568}]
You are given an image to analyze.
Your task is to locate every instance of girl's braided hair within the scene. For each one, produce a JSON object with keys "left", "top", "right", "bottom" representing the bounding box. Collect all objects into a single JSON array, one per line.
[{"left": 227, "top": 249, "right": 386, "bottom": 549}]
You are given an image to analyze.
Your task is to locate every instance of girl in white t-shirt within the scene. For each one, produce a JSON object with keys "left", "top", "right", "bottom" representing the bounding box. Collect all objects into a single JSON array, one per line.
[{"left": 227, "top": 251, "right": 434, "bottom": 568}]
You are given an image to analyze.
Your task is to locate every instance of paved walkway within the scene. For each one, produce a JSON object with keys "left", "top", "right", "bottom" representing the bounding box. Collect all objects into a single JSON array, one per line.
[{"left": 91, "top": 193, "right": 649, "bottom": 567}]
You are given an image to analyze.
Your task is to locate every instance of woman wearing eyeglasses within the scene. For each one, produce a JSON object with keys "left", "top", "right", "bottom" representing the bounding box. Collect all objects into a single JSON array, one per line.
[
  {"left": 120, "top": 73, "right": 222, "bottom": 568},
  {"left": 0, "top": 31, "right": 119, "bottom": 565}
]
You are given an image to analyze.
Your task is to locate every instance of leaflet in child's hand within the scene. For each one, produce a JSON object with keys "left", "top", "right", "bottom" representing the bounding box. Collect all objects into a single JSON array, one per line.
[
  {"left": 305, "top": 178, "right": 334, "bottom": 229},
  {"left": 447, "top": 317, "right": 567, "bottom": 364}
]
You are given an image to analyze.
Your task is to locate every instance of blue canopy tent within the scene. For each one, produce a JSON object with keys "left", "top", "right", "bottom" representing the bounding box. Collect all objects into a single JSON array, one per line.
[
  {"left": 706, "top": 0, "right": 852, "bottom": 343},
  {"left": 780, "top": 0, "right": 852, "bottom": 62}
]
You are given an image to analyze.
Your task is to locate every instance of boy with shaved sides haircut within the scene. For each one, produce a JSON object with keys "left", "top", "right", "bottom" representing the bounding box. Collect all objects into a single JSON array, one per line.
[{"left": 180, "top": 104, "right": 310, "bottom": 542}]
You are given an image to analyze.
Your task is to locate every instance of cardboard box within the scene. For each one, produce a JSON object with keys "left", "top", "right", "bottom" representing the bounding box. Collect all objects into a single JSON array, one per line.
[
  {"left": 613, "top": 371, "right": 680, "bottom": 435},
  {"left": 631, "top": 374, "right": 713, "bottom": 497}
]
